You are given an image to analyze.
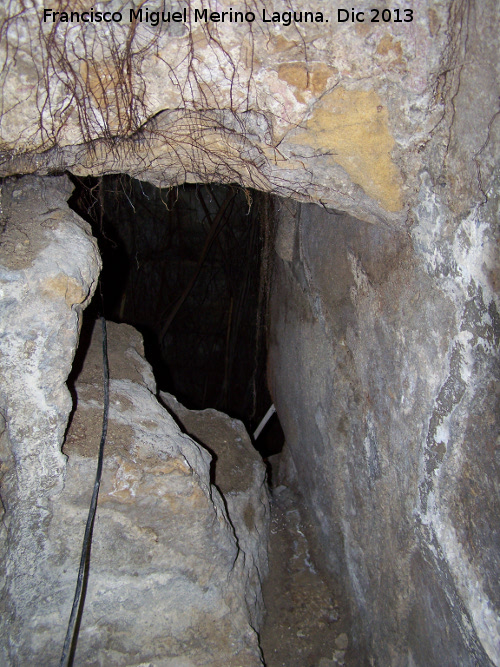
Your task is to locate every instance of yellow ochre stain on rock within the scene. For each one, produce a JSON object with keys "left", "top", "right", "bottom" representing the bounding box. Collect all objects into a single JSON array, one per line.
[
  {"left": 41, "top": 275, "right": 86, "bottom": 307},
  {"left": 278, "top": 62, "right": 336, "bottom": 95},
  {"left": 293, "top": 87, "right": 403, "bottom": 212}
]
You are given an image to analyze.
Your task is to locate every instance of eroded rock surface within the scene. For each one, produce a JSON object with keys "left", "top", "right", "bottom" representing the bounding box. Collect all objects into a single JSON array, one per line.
[
  {"left": 160, "top": 393, "right": 270, "bottom": 630},
  {"left": 56, "top": 319, "right": 268, "bottom": 666},
  {"left": 0, "top": 175, "right": 101, "bottom": 664},
  {"left": 0, "top": 175, "right": 269, "bottom": 664},
  {"left": 0, "top": 0, "right": 498, "bottom": 664},
  {"left": 0, "top": 0, "right": 472, "bottom": 224},
  {"left": 269, "top": 198, "right": 499, "bottom": 666}
]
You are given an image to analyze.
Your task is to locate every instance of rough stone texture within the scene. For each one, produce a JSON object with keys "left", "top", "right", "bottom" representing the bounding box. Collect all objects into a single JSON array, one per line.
[
  {"left": 268, "top": 192, "right": 499, "bottom": 664},
  {"left": 56, "top": 320, "right": 266, "bottom": 666},
  {"left": 0, "top": 176, "right": 268, "bottom": 665},
  {"left": 263, "top": 3, "right": 499, "bottom": 665},
  {"left": 0, "top": 0, "right": 498, "bottom": 665},
  {"left": 259, "top": 484, "right": 352, "bottom": 667},
  {"left": 0, "top": 175, "right": 102, "bottom": 663},
  {"left": 160, "top": 392, "right": 270, "bottom": 630},
  {"left": 0, "top": 0, "right": 454, "bottom": 224}
]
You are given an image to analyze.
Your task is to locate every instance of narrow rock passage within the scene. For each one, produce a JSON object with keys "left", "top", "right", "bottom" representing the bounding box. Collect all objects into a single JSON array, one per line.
[{"left": 260, "top": 484, "right": 355, "bottom": 667}]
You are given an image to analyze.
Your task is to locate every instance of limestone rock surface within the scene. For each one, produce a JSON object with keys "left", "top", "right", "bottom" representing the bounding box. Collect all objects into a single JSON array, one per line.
[
  {"left": 0, "top": 174, "right": 101, "bottom": 663},
  {"left": 269, "top": 197, "right": 499, "bottom": 666},
  {"left": 53, "top": 319, "right": 267, "bottom": 666},
  {"left": 0, "top": 174, "right": 269, "bottom": 664},
  {"left": 160, "top": 392, "right": 271, "bottom": 629},
  {"left": 0, "top": 0, "right": 498, "bottom": 664},
  {"left": 0, "top": 0, "right": 469, "bottom": 224}
]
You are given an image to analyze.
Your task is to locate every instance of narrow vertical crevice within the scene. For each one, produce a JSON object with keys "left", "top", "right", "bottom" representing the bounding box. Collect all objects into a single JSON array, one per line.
[{"left": 67, "top": 174, "right": 284, "bottom": 457}]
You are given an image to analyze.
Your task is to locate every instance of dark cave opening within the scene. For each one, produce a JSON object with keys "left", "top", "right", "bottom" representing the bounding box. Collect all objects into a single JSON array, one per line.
[{"left": 68, "top": 174, "right": 284, "bottom": 457}]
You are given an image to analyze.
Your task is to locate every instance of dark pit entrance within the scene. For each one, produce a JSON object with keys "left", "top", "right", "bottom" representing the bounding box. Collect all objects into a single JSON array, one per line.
[
  {"left": 68, "top": 175, "right": 284, "bottom": 457},
  {"left": 67, "top": 173, "right": 355, "bottom": 667}
]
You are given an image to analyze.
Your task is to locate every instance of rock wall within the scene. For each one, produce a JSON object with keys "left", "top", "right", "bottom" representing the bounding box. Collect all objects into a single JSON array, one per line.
[
  {"left": 266, "top": 2, "right": 499, "bottom": 664},
  {"left": 0, "top": 175, "right": 102, "bottom": 662},
  {"left": 0, "top": 176, "right": 269, "bottom": 665},
  {"left": 160, "top": 392, "right": 270, "bottom": 629},
  {"left": 60, "top": 320, "right": 268, "bottom": 666},
  {"left": 0, "top": 0, "right": 454, "bottom": 224},
  {"left": 269, "top": 195, "right": 499, "bottom": 665},
  {"left": 0, "top": 0, "right": 498, "bottom": 665}
]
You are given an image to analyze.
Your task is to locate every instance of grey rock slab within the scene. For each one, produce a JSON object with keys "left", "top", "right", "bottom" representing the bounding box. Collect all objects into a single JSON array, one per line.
[
  {"left": 160, "top": 391, "right": 271, "bottom": 629},
  {"left": 0, "top": 174, "right": 101, "bottom": 665},
  {"left": 51, "top": 320, "right": 265, "bottom": 666}
]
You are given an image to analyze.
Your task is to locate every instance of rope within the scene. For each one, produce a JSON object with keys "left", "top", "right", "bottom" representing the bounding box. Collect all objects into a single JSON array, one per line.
[{"left": 60, "top": 316, "right": 110, "bottom": 667}]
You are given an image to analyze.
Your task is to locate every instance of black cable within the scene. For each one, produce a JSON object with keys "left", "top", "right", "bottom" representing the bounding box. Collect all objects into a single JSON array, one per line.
[{"left": 60, "top": 316, "right": 110, "bottom": 667}]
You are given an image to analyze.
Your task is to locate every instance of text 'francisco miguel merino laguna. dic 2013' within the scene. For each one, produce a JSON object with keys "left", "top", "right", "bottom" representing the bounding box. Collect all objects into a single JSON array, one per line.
[{"left": 42, "top": 6, "right": 415, "bottom": 26}]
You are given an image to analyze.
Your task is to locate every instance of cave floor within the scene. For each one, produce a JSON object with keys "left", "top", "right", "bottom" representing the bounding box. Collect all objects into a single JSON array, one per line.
[{"left": 260, "top": 484, "right": 356, "bottom": 667}]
